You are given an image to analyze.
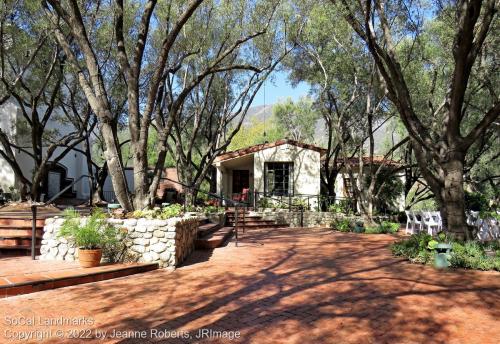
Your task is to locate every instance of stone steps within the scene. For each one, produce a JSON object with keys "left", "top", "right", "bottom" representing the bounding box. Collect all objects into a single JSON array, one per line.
[
  {"left": 0, "top": 245, "right": 41, "bottom": 258},
  {"left": 0, "top": 238, "right": 42, "bottom": 246},
  {"left": 226, "top": 219, "right": 276, "bottom": 226},
  {"left": 197, "top": 222, "right": 222, "bottom": 238},
  {"left": 195, "top": 227, "right": 234, "bottom": 249},
  {"left": 0, "top": 218, "right": 45, "bottom": 257},
  {"left": 233, "top": 223, "right": 290, "bottom": 229},
  {"left": 224, "top": 211, "right": 289, "bottom": 230},
  {"left": 0, "top": 229, "right": 44, "bottom": 237}
]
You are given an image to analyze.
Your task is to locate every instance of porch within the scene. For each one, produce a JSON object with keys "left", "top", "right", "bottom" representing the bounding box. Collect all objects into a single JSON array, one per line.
[{"left": 214, "top": 141, "right": 324, "bottom": 209}]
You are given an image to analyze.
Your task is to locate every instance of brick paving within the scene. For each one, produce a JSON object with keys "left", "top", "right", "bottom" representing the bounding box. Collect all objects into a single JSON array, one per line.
[
  {"left": 0, "top": 227, "right": 499, "bottom": 344},
  {"left": 0, "top": 257, "right": 158, "bottom": 298}
]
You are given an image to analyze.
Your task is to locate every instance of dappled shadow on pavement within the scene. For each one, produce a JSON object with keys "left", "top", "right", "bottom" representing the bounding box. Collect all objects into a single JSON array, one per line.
[{"left": 0, "top": 228, "right": 499, "bottom": 344}]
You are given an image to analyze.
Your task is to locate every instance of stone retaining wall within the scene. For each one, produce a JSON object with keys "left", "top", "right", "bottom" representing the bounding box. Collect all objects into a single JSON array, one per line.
[
  {"left": 248, "top": 210, "right": 342, "bottom": 227},
  {"left": 251, "top": 210, "right": 399, "bottom": 228},
  {"left": 40, "top": 216, "right": 199, "bottom": 268}
]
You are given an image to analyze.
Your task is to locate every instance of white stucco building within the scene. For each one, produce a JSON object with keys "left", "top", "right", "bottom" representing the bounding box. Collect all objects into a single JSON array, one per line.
[
  {"left": 214, "top": 140, "right": 326, "bottom": 208},
  {"left": 213, "top": 139, "right": 405, "bottom": 212},
  {"left": 0, "top": 99, "right": 90, "bottom": 200}
]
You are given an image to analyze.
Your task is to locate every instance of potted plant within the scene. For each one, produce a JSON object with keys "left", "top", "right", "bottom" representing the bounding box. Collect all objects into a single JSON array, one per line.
[{"left": 58, "top": 208, "right": 119, "bottom": 268}]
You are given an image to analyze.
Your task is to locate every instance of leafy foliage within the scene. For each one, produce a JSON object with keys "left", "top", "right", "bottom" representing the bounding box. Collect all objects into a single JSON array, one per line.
[
  {"left": 272, "top": 97, "right": 320, "bottom": 143},
  {"left": 203, "top": 205, "right": 222, "bottom": 215},
  {"left": 365, "top": 222, "right": 400, "bottom": 234},
  {"left": 332, "top": 218, "right": 353, "bottom": 232},
  {"left": 58, "top": 208, "right": 123, "bottom": 250},
  {"left": 129, "top": 204, "right": 183, "bottom": 219},
  {"left": 328, "top": 201, "right": 352, "bottom": 215},
  {"left": 364, "top": 168, "right": 405, "bottom": 213},
  {"left": 392, "top": 233, "right": 500, "bottom": 271},
  {"left": 464, "top": 191, "right": 490, "bottom": 212},
  {"left": 227, "top": 117, "right": 284, "bottom": 151}
]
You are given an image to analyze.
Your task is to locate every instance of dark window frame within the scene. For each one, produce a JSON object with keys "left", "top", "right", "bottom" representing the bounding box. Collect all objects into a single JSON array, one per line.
[{"left": 264, "top": 162, "right": 294, "bottom": 196}]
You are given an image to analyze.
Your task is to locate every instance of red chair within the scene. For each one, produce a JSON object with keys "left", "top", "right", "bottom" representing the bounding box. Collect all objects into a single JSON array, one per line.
[{"left": 232, "top": 188, "right": 249, "bottom": 202}]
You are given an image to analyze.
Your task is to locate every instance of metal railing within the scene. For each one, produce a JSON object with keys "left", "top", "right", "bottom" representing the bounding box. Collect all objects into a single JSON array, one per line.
[
  {"left": 31, "top": 175, "right": 93, "bottom": 259},
  {"left": 249, "top": 191, "right": 356, "bottom": 213},
  {"left": 159, "top": 177, "right": 249, "bottom": 246},
  {"left": 103, "top": 191, "right": 117, "bottom": 203}
]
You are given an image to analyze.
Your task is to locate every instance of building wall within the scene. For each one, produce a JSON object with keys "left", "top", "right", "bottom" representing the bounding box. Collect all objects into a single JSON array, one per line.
[
  {"left": 215, "top": 144, "right": 322, "bottom": 206},
  {"left": 0, "top": 101, "right": 18, "bottom": 192},
  {"left": 253, "top": 143, "right": 321, "bottom": 197},
  {"left": 102, "top": 168, "right": 135, "bottom": 202},
  {"left": 0, "top": 99, "right": 90, "bottom": 199}
]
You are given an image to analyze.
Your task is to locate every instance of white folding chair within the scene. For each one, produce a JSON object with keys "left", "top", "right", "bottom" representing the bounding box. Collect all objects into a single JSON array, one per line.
[
  {"left": 405, "top": 210, "right": 414, "bottom": 234},
  {"left": 412, "top": 211, "right": 423, "bottom": 233},
  {"left": 422, "top": 211, "right": 440, "bottom": 236},
  {"left": 433, "top": 211, "right": 443, "bottom": 231}
]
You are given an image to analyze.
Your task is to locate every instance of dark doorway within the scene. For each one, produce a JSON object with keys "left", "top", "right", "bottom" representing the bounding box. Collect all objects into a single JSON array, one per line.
[{"left": 232, "top": 170, "right": 249, "bottom": 194}]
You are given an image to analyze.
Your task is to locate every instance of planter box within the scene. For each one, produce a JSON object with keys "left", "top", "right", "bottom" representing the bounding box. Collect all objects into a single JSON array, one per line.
[{"left": 40, "top": 216, "right": 200, "bottom": 268}]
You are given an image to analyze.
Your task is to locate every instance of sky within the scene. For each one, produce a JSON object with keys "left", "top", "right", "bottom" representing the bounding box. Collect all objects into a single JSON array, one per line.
[{"left": 252, "top": 71, "right": 311, "bottom": 107}]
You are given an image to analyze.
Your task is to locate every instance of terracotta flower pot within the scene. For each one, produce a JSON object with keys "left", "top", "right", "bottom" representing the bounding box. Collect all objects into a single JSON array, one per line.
[{"left": 78, "top": 248, "right": 102, "bottom": 268}]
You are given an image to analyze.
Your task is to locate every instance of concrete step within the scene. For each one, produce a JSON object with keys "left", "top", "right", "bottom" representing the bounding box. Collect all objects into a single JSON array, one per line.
[
  {"left": 0, "top": 218, "right": 45, "bottom": 228},
  {"left": 225, "top": 215, "right": 262, "bottom": 221},
  {"left": 0, "top": 229, "right": 43, "bottom": 237},
  {"left": 0, "top": 244, "right": 41, "bottom": 250},
  {"left": 226, "top": 219, "right": 276, "bottom": 226},
  {"left": 0, "top": 262, "right": 159, "bottom": 298},
  {"left": 0, "top": 245, "right": 41, "bottom": 257},
  {"left": 232, "top": 223, "right": 289, "bottom": 229},
  {"left": 195, "top": 227, "right": 234, "bottom": 249},
  {"left": 197, "top": 222, "right": 222, "bottom": 238},
  {"left": 0, "top": 233, "right": 43, "bottom": 239},
  {"left": 0, "top": 238, "right": 42, "bottom": 246}
]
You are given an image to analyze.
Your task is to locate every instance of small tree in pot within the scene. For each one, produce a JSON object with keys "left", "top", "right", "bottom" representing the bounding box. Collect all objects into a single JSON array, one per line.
[{"left": 58, "top": 208, "right": 121, "bottom": 268}]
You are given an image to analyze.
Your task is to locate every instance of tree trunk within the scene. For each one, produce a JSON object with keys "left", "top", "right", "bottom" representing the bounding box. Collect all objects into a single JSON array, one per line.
[
  {"left": 184, "top": 189, "right": 196, "bottom": 207},
  {"left": 92, "top": 163, "right": 108, "bottom": 204},
  {"left": 361, "top": 195, "right": 376, "bottom": 227},
  {"left": 442, "top": 156, "right": 470, "bottom": 240},
  {"left": 30, "top": 164, "right": 48, "bottom": 202},
  {"left": 131, "top": 138, "right": 149, "bottom": 210},
  {"left": 148, "top": 149, "right": 167, "bottom": 207},
  {"left": 101, "top": 122, "right": 133, "bottom": 211}
]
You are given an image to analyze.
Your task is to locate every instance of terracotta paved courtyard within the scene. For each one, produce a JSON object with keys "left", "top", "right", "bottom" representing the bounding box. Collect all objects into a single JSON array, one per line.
[{"left": 1, "top": 227, "right": 499, "bottom": 344}]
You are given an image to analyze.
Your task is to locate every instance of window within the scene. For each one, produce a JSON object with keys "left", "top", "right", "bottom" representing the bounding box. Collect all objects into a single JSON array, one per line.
[
  {"left": 264, "top": 162, "right": 293, "bottom": 196},
  {"left": 343, "top": 177, "right": 353, "bottom": 197}
]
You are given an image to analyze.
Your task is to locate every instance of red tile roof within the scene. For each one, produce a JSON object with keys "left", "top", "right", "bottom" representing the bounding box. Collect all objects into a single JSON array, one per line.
[{"left": 215, "top": 139, "right": 327, "bottom": 162}]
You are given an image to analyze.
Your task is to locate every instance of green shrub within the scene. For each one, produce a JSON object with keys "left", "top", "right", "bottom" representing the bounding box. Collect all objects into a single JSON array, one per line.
[
  {"left": 58, "top": 208, "right": 122, "bottom": 250},
  {"left": 292, "top": 197, "right": 308, "bottom": 209},
  {"left": 328, "top": 203, "right": 343, "bottom": 214},
  {"left": 204, "top": 205, "right": 220, "bottom": 214},
  {"left": 464, "top": 191, "right": 489, "bottom": 212},
  {"left": 380, "top": 221, "right": 400, "bottom": 233},
  {"left": 160, "top": 204, "right": 183, "bottom": 219},
  {"left": 328, "top": 200, "right": 353, "bottom": 215},
  {"left": 365, "top": 221, "right": 399, "bottom": 234},
  {"left": 391, "top": 232, "right": 433, "bottom": 262},
  {"left": 258, "top": 197, "right": 271, "bottom": 208},
  {"left": 478, "top": 210, "right": 500, "bottom": 221},
  {"left": 392, "top": 233, "right": 500, "bottom": 271},
  {"left": 365, "top": 226, "right": 382, "bottom": 234},
  {"left": 333, "top": 218, "right": 352, "bottom": 232},
  {"left": 129, "top": 204, "right": 183, "bottom": 219},
  {"left": 427, "top": 239, "right": 439, "bottom": 250}
]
